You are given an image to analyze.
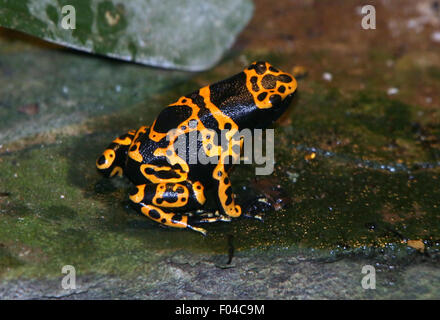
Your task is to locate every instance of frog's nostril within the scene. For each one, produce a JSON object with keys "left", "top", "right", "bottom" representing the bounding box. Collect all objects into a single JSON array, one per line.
[{"left": 279, "top": 74, "right": 293, "bottom": 83}]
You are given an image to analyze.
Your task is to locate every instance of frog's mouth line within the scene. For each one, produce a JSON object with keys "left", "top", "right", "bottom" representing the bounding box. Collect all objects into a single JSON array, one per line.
[
  {"left": 278, "top": 91, "right": 295, "bottom": 110},
  {"left": 285, "top": 92, "right": 296, "bottom": 102},
  {"left": 260, "top": 91, "right": 296, "bottom": 128}
]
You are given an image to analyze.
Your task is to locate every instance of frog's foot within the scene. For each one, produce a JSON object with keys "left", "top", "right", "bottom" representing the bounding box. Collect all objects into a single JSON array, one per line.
[
  {"left": 242, "top": 212, "right": 264, "bottom": 221},
  {"left": 242, "top": 196, "right": 272, "bottom": 222},
  {"left": 129, "top": 183, "right": 208, "bottom": 235},
  {"left": 96, "top": 129, "right": 136, "bottom": 177},
  {"left": 189, "top": 210, "right": 232, "bottom": 224}
]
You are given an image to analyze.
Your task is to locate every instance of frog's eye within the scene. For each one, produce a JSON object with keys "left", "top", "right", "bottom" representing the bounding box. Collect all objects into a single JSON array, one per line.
[
  {"left": 269, "top": 94, "right": 282, "bottom": 105},
  {"left": 255, "top": 61, "right": 266, "bottom": 73},
  {"left": 249, "top": 61, "right": 267, "bottom": 75}
]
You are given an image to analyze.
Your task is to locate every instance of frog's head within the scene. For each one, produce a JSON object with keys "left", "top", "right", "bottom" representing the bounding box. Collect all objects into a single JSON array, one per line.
[
  {"left": 244, "top": 61, "right": 297, "bottom": 108},
  {"left": 211, "top": 61, "right": 297, "bottom": 129}
]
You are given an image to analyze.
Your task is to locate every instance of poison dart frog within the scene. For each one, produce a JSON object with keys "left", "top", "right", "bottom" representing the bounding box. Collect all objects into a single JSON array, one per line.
[{"left": 96, "top": 61, "right": 297, "bottom": 235}]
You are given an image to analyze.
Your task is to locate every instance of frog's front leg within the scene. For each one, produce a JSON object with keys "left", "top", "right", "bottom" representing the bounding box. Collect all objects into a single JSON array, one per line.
[
  {"left": 128, "top": 182, "right": 208, "bottom": 235},
  {"left": 212, "top": 161, "right": 265, "bottom": 220},
  {"left": 96, "top": 129, "right": 136, "bottom": 177},
  {"left": 212, "top": 164, "right": 242, "bottom": 218}
]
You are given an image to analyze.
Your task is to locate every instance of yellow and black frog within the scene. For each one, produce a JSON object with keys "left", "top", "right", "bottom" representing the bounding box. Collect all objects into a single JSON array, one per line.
[{"left": 96, "top": 61, "right": 297, "bottom": 235}]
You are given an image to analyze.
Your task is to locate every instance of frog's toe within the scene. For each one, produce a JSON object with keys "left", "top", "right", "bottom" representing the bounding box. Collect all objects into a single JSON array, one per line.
[
  {"left": 187, "top": 225, "right": 208, "bottom": 236},
  {"left": 243, "top": 196, "right": 272, "bottom": 221},
  {"left": 189, "top": 210, "right": 232, "bottom": 224},
  {"left": 243, "top": 213, "right": 264, "bottom": 222},
  {"left": 197, "top": 215, "right": 232, "bottom": 224}
]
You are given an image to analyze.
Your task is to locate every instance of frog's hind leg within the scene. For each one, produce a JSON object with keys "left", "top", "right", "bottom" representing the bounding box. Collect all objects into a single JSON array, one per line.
[
  {"left": 212, "top": 166, "right": 242, "bottom": 218},
  {"left": 96, "top": 129, "right": 136, "bottom": 178},
  {"left": 136, "top": 202, "right": 208, "bottom": 236},
  {"left": 129, "top": 181, "right": 210, "bottom": 235}
]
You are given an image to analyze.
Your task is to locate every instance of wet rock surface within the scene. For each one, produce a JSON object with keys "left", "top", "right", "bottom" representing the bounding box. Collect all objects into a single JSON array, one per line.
[{"left": 2, "top": 250, "right": 439, "bottom": 299}]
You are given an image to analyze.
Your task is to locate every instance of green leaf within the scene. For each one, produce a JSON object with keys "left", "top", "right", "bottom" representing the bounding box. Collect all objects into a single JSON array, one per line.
[{"left": 0, "top": 0, "right": 253, "bottom": 71}]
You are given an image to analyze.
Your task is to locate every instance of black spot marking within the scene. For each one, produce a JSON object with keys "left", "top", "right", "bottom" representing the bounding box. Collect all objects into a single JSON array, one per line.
[
  {"left": 156, "top": 198, "right": 163, "bottom": 204},
  {"left": 257, "top": 92, "right": 268, "bottom": 101},
  {"left": 156, "top": 170, "right": 181, "bottom": 180},
  {"left": 224, "top": 186, "right": 233, "bottom": 206},
  {"left": 278, "top": 85, "right": 286, "bottom": 93},
  {"left": 224, "top": 123, "right": 232, "bottom": 130},
  {"left": 161, "top": 218, "right": 166, "bottom": 223},
  {"left": 143, "top": 167, "right": 182, "bottom": 181},
  {"left": 262, "top": 75, "right": 277, "bottom": 89},
  {"left": 149, "top": 209, "right": 161, "bottom": 220},
  {"left": 172, "top": 214, "right": 183, "bottom": 222},
  {"left": 269, "top": 66, "right": 279, "bottom": 73},
  {"left": 224, "top": 177, "right": 230, "bottom": 185},
  {"left": 279, "top": 74, "right": 293, "bottom": 83},
  {"left": 250, "top": 76, "right": 259, "bottom": 92},
  {"left": 129, "top": 145, "right": 137, "bottom": 152},
  {"left": 144, "top": 167, "right": 154, "bottom": 175}
]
